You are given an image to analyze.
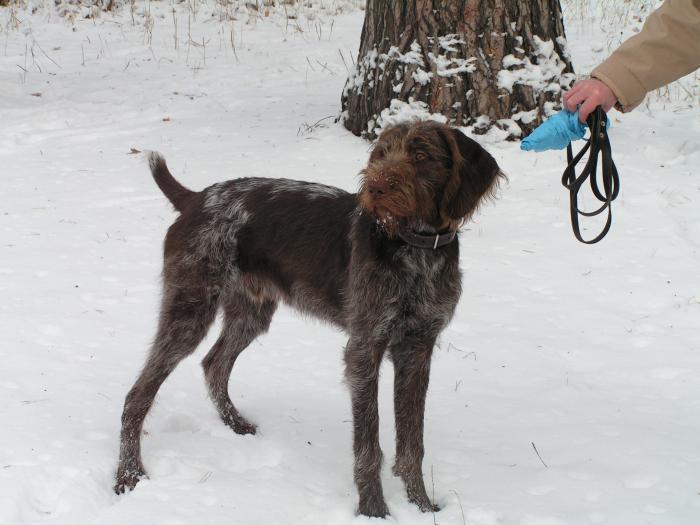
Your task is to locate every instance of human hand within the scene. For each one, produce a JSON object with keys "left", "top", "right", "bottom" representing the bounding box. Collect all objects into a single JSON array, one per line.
[{"left": 562, "top": 78, "right": 618, "bottom": 122}]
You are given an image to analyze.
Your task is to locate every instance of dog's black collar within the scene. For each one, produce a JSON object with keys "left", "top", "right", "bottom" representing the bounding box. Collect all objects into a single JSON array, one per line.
[{"left": 397, "top": 228, "right": 457, "bottom": 249}]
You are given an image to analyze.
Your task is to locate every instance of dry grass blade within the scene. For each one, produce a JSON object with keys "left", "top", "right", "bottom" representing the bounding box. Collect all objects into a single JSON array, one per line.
[{"left": 531, "top": 441, "right": 549, "bottom": 468}]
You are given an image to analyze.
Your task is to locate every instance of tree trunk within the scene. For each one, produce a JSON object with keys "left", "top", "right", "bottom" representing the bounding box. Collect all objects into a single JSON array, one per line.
[{"left": 342, "top": 0, "right": 574, "bottom": 140}]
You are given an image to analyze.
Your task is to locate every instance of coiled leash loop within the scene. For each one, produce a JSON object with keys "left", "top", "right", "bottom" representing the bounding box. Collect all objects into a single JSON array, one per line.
[{"left": 561, "top": 107, "right": 620, "bottom": 244}]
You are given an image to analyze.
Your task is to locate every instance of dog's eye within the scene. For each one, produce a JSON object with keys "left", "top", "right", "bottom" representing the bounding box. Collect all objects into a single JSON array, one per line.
[{"left": 414, "top": 151, "right": 428, "bottom": 162}]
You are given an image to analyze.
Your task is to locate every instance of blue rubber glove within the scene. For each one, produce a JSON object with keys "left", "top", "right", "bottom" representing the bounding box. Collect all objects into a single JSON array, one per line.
[{"left": 520, "top": 109, "right": 587, "bottom": 152}]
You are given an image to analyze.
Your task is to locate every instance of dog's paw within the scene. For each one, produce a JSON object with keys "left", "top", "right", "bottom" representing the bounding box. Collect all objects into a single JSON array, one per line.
[
  {"left": 411, "top": 497, "right": 440, "bottom": 513},
  {"left": 358, "top": 494, "right": 389, "bottom": 519},
  {"left": 114, "top": 466, "right": 147, "bottom": 494},
  {"left": 358, "top": 504, "right": 389, "bottom": 519},
  {"left": 233, "top": 421, "right": 257, "bottom": 435},
  {"left": 224, "top": 415, "right": 257, "bottom": 436},
  {"left": 405, "top": 482, "right": 440, "bottom": 513}
]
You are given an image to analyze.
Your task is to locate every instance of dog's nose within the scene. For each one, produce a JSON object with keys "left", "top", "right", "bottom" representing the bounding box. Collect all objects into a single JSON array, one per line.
[{"left": 367, "top": 183, "right": 385, "bottom": 198}]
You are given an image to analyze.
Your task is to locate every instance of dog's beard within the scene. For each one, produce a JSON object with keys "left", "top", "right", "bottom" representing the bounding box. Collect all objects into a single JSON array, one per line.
[
  {"left": 372, "top": 207, "right": 401, "bottom": 237},
  {"left": 358, "top": 190, "right": 414, "bottom": 238}
]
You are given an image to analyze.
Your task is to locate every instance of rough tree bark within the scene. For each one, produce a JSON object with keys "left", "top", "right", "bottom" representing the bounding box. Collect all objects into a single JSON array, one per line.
[{"left": 342, "top": 0, "right": 575, "bottom": 140}]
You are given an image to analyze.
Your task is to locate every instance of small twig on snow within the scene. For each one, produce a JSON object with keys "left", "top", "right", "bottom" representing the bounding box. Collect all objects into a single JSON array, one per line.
[
  {"left": 531, "top": 441, "right": 549, "bottom": 468},
  {"left": 430, "top": 464, "right": 437, "bottom": 525},
  {"left": 450, "top": 489, "right": 466, "bottom": 525}
]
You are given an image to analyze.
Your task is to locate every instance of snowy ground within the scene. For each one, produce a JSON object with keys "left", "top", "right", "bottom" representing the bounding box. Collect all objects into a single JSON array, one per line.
[{"left": 1, "top": 2, "right": 699, "bottom": 524}]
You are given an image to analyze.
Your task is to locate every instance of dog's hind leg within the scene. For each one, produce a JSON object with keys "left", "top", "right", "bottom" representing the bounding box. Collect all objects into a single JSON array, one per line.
[
  {"left": 114, "top": 283, "right": 219, "bottom": 494},
  {"left": 201, "top": 294, "right": 276, "bottom": 435}
]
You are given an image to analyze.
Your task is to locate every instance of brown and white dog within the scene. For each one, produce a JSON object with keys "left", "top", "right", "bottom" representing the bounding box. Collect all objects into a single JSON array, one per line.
[{"left": 114, "top": 121, "right": 503, "bottom": 517}]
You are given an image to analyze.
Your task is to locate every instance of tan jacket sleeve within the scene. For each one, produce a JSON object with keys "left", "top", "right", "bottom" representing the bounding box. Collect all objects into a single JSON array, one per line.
[{"left": 591, "top": 0, "right": 700, "bottom": 112}]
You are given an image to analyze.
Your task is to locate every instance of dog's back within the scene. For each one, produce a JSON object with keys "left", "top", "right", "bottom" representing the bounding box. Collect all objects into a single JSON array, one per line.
[
  {"left": 202, "top": 177, "right": 358, "bottom": 326},
  {"left": 147, "top": 154, "right": 359, "bottom": 326}
]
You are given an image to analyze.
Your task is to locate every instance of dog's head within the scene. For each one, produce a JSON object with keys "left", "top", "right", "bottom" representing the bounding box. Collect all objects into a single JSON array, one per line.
[{"left": 358, "top": 121, "right": 504, "bottom": 236}]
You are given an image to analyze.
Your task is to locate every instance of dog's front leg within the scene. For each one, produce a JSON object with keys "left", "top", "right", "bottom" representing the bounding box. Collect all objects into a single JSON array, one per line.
[
  {"left": 391, "top": 335, "right": 439, "bottom": 512},
  {"left": 345, "top": 336, "right": 389, "bottom": 518}
]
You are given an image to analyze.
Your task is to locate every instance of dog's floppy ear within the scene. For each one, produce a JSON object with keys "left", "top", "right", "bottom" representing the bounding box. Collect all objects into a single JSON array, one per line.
[{"left": 439, "top": 127, "right": 503, "bottom": 228}]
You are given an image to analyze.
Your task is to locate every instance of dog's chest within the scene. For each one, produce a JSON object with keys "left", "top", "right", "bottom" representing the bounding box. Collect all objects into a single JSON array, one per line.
[
  {"left": 395, "top": 249, "right": 458, "bottom": 316},
  {"left": 348, "top": 244, "right": 461, "bottom": 338}
]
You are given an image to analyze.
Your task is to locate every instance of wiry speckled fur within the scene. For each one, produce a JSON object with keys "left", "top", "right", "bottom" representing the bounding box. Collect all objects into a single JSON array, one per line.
[{"left": 115, "top": 122, "right": 503, "bottom": 518}]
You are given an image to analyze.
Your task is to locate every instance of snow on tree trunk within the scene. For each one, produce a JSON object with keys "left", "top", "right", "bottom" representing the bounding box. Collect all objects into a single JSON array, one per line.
[{"left": 341, "top": 0, "right": 575, "bottom": 140}]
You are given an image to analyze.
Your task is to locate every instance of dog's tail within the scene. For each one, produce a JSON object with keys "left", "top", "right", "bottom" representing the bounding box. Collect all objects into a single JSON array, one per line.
[{"left": 146, "top": 152, "right": 196, "bottom": 213}]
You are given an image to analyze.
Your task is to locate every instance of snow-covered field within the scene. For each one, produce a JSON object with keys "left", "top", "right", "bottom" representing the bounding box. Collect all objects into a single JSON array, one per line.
[{"left": 1, "top": 2, "right": 699, "bottom": 524}]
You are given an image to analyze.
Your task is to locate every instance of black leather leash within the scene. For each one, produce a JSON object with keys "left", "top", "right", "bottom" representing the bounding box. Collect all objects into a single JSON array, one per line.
[{"left": 561, "top": 107, "right": 620, "bottom": 244}]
